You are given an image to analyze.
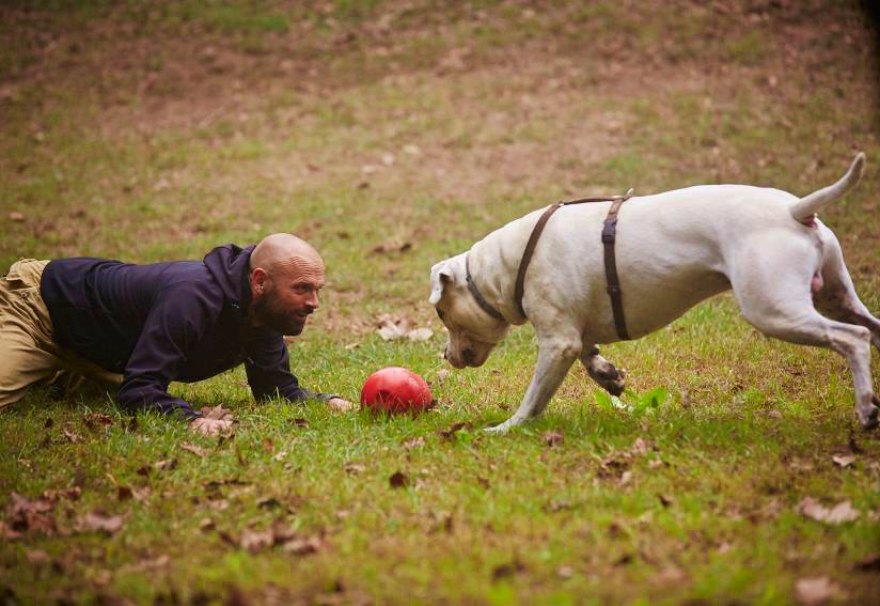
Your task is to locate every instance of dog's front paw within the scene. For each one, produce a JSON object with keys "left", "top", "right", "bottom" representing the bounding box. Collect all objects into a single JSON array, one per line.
[
  {"left": 857, "top": 395, "right": 880, "bottom": 430},
  {"left": 594, "top": 366, "right": 626, "bottom": 396}
]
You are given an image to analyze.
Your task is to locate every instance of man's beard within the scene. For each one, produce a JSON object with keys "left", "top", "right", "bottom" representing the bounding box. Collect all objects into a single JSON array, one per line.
[{"left": 251, "top": 293, "right": 308, "bottom": 336}]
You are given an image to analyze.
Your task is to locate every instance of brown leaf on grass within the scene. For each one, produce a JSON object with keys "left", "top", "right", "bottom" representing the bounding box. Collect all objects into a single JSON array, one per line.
[
  {"left": 0, "top": 521, "right": 22, "bottom": 540},
  {"left": 402, "top": 436, "right": 426, "bottom": 449},
  {"left": 241, "top": 528, "right": 275, "bottom": 554},
  {"left": 234, "top": 522, "right": 321, "bottom": 555},
  {"left": 62, "top": 427, "right": 84, "bottom": 443},
  {"left": 41, "top": 487, "right": 81, "bottom": 502},
  {"left": 439, "top": 422, "right": 468, "bottom": 439},
  {"left": 799, "top": 497, "right": 860, "bottom": 524},
  {"left": 658, "top": 494, "right": 674, "bottom": 508},
  {"left": 370, "top": 241, "right": 413, "bottom": 255},
  {"left": 117, "top": 486, "right": 133, "bottom": 501},
  {"left": 556, "top": 565, "right": 574, "bottom": 579},
  {"left": 389, "top": 471, "right": 410, "bottom": 489},
  {"left": 652, "top": 565, "right": 687, "bottom": 585},
  {"left": 795, "top": 576, "right": 843, "bottom": 605},
  {"left": 117, "top": 485, "right": 150, "bottom": 502},
  {"left": 75, "top": 511, "right": 125, "bottom": 535},
  {"left": 83, "top": 413, "right": 113, "bottom": 431},
  {"left": 543, "top": 430, "right": 564, "bottom": 447},
  {"left": 118, "top": 555, "right": 170, "bottom": 574},
  {"left": 291, "top": 417, "right": 309, "bottom": 428},
  {"left": 344, "top": 461, "right": 366, "bottom": 475},
  {"left": 831, "top": 454, "right": 855, "bottom": 468},
  {"left": 855, "top": 553, "right": 880, "bottom": 571},
  {"left": 375, "top": 314, "right": 432, "bottom": 342},
  {"left": 492, "top": 559, "right": 525, "bottom": 581},
  {"left": 200, "top": 405, "right": 234, "bottom": 421},
  {"left": 25, "top": 549, "right": 50, "bottom": 567},
  {"left": 427, "top": 511, "right": 454, "bottom": 535},
  {"left": 154, "top": 459, "right": 177, "bottom": 472},
  {"left": 282, "top": 536, "right": 323, "bottom": 556},
  {"left": 4, "top": 492, "right": 57, "bottom": 537},
  {"left": 8, "top": 211, "right": 25, "bottom": 222},
  {"left": 181, "top": 442, "right": 209, "bottom": 457},
  {"left": 630, "top": 437, "right": 649, "bottom": 455}
]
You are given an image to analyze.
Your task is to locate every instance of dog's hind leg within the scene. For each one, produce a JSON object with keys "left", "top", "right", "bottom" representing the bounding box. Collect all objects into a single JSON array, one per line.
[
  {"left": 731, "top": 244, "right": 878, "bottom": 429},
  {"left": 580, "top": 345, "right": 626, "bottom": 396},
  {"left": 486, "top": 328, "right": 583, "bottom": 433},
  {"left": 813, "top": 230, "right": 880, "bottom": 353}
]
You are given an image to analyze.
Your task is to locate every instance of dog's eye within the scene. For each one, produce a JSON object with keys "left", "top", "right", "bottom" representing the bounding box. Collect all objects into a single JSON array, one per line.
[{"left": 436, "top": 309, "right": 445, "bottom": 321}]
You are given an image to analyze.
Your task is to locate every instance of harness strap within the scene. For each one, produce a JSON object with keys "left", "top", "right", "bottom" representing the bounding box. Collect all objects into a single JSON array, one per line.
[
  {"left": 514, "top": 190, "right": 633, "bottom": 340},
  {"left": 601, "top": 198, "right": 630, "bottom": 340}
]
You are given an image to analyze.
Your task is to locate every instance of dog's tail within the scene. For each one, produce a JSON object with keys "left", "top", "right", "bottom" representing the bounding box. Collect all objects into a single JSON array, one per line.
[{"left": 789, "top": 152, "right": 865, "bottom": 220}]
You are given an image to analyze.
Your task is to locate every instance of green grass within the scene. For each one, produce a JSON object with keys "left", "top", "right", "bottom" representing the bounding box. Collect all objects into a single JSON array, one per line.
[{"left": 2, "top": 0, "right": 880, "bottom": 603}]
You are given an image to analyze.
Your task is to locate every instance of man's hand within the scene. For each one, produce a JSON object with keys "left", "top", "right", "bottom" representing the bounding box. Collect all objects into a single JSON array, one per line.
[
  {"left": 327, "top": 397, "right": 356, "bottom": 412},
  {"left": 189, "top": 416, "right": 234, "bottom": 436},
  {"left": 189, "top": 405, "right": 235, "bottom": 435}
]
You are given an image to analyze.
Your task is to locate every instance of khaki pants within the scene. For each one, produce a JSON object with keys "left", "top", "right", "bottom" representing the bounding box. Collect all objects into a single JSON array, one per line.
[{"left": 0, "top": 259, "right": 121, "bottom": 408}]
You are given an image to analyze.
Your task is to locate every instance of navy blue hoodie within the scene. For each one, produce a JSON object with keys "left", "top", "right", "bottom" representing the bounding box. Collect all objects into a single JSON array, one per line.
[{"left": 40, "top": 244, "right": 330, "bottom": 419}]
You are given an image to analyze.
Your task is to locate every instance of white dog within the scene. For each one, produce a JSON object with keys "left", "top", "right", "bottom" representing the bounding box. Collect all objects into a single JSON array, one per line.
[{"left": 429, "top": 154, "right": 880, "bottom": 433}]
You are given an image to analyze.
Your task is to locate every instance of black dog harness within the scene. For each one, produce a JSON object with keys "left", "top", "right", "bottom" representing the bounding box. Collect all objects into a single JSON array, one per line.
[{"left": 465, "top": 188, "right": 634, "bottom": 340}]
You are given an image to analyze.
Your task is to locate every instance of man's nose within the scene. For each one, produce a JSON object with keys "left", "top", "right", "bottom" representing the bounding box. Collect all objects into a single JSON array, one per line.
[{"left": 307, "top": 291, "right": 319, "bottom": 309}]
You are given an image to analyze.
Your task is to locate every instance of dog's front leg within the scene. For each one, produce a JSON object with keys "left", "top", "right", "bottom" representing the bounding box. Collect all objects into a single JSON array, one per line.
[
  {"left": 581, "top": 345, "right": 626, "bottom": 396},
  {"left": 486, "top": 332, "right": 582, "bottom": 433}
]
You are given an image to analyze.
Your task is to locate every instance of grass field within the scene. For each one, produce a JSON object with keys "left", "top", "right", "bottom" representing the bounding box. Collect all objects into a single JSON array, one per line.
[{"left": 2, "top": 1, "right": 880, "bottom": 604}]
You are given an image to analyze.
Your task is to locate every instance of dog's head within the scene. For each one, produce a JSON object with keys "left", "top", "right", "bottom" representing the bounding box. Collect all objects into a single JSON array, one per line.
[{"left": 429, "top": 255, "right": 510, "bottom": 368}]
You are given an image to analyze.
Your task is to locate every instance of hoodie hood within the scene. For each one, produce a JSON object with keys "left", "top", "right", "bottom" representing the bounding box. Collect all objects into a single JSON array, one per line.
[{"left": 203, "top": 244, "right": 255, "bottom": 313}]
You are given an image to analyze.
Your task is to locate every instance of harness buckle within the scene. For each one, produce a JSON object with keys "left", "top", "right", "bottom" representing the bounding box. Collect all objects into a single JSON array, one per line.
[{"left": 601, "top": 220, "right": 617, "bottom": 243}]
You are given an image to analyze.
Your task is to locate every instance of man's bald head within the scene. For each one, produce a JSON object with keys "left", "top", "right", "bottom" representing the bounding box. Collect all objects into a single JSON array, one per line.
[
  {"left": 248, "top": 233, "right": 325, "bottom": 335},
  {"left": 251, "top": 233, "right": 323, "bottom": 277}
]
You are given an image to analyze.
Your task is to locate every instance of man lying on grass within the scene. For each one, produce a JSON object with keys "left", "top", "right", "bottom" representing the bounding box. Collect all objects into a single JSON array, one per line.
[{"left": 0, "top": 233, "right": 355, "bottom": 435}]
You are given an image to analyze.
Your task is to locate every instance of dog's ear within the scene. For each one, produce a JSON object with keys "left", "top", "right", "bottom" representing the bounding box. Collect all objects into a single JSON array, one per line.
[{"left": 429, "top": 261, "right": 454, "bottom": 305}]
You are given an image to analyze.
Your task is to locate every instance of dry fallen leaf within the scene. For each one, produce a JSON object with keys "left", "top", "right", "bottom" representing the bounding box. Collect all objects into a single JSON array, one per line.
[
  {"left": 344, "top": 462, "right": 366, "bottom": 475},
  {"left": 795, "top": 576, "right": 842, "bottom": 605},
  {"left": 630, "top": 437, "right": 649, "bottom": 456},
  {"left": 200, "top": 406, "right": 234, "bottom": 422},
  {"left": 75, "top": 511, "right": 126, "bottom": 535},
  {"left": 799, "top": 497, "right": 860, "bottom": 524},
  {"left": 83, "top": 413, "right": 113, "bottom": 432},
  {"left": 8, "top": 211, "right": 25, "bottom": 222},
  {"left": 4, "top": 492, "right": 57, "bottom": 537},
  {"left": 181, "top": 442, "right": 209, "bottom": 457},
  {"left": 402, "top": 436, "right": 426, "bottom": 450},
  {"left": 855, "top": 553, "right": 880, "bottom": 571},
  {"left": 240, "top": 528, "right": 275, "bottom": 554},
  {"left": 439, "top": 422, "right": 468, "bottom": 439},
  {"left": 543, "top": 430, "right": 564, "bottom": 447},
  {"left": 62, "top": 427, "right": 84, "bottom": 444},
  {"left": 831, "top": 454, "right": 855, "bottom": 468},
  {"left": 389, "top": 471, "right": 410, "bottom": 489},
  {"left": 652, "top": 566, "right": 686, "bottom": 585},
  {"left": 154, "top": 459, "right": 178, "bottom": 472},
  {"left": 282, "top": 536, "right": 323, "bottom": 556}
]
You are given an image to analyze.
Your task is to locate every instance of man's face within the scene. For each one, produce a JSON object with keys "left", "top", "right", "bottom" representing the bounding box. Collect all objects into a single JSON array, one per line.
[{"left": 251, "top": 259, "right": 325, "bottom": 336}]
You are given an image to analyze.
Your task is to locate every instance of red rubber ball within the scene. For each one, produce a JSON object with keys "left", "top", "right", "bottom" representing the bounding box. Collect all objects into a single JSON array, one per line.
[{"left": 360, "top": 367, "right": 433, "bottom": 414}]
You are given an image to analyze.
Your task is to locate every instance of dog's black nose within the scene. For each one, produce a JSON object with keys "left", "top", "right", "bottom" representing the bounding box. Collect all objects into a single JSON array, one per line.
[{"left": 462, "top": 349, "right": 475, "bottom": 365}]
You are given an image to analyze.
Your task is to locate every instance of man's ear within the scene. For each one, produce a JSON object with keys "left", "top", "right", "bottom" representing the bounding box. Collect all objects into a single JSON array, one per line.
[
  {"left": 429, "top": 261, "right": 454, "bottom": 305},
  {"left": 250, "top": 267, "right": 269, "bottom": 294}
]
